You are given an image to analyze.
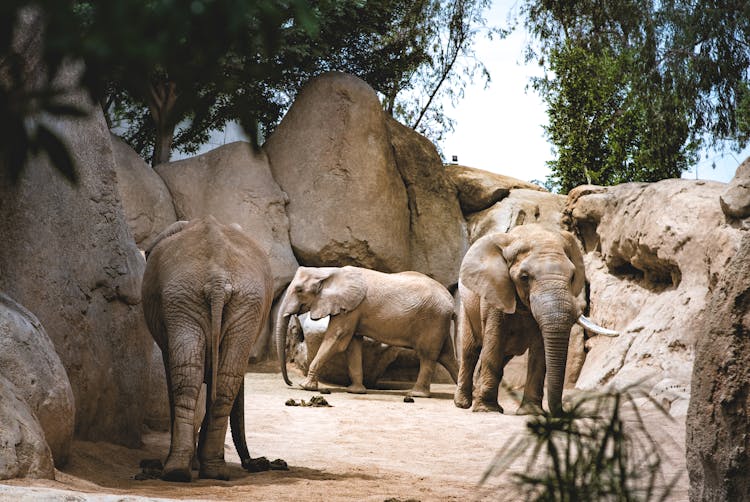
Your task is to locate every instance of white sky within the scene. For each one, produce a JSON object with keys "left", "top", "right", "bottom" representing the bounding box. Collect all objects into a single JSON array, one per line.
[{"left": 438, "top": 0, "right": 748, "bottom": 185}]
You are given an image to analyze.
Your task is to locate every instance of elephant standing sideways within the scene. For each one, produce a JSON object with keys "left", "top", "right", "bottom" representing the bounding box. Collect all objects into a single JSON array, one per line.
[
  {"left": 142, "top": 216, "right": 275, "bottom": 482},
  {"left": 276, "top": 266, "right": 459, "bottom": 397},
  {"left": 454, "top": 224, "right": 616, "bottom": 415}
]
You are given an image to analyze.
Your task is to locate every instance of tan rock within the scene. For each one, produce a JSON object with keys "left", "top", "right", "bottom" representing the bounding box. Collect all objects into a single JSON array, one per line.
[
  {"left": 466, "top": 189, "right": 566, "bottom": 242},
  {"left": 386, "top": 117, "right": 468, "bottom": 287},
  {"left": 264, "top": 72, "right": 411, "bottom": 272},
  {"left": 565, "top": 180, "right": 742, "bottom": 416},
  {"left": 156, "top": 142, "right": 298, "bottom": 296},
  {"left": 110, "top": 134, "right": 177, "bottom": 248},
  {"left": 0, "top": 375, "right": 54, "bottom": 480},
  {"left": 0, "top": 293, "right": 74, "bottom": 467},
  {"left": 687, "top": 231, "right": 750, "bottom": 499},
  {"left": 446, "top": 164, "right": 544, "bottom": 213},
  {"left": 719, "top": 156, "right": 750, "bottom": 219},
  {"left": 0, "top": 64, "right": 153, "bottom": 446}
]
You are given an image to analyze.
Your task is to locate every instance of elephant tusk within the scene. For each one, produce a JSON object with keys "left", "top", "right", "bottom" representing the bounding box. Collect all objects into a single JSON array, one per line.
[{"left": 577, "top": 315, "right": 619, "bottom": 337}]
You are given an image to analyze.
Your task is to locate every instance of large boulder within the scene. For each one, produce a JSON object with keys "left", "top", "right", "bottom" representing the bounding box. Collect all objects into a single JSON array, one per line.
[
  {"left": 565, "top": 180, "right": 742, "bottom": 416},
  {"left": 110, "top": 134, "right": 177, "bottom": 248},
  {"left": 264, "top": 72, "right": 411, "bottom": 272},
  {"left": 466, "top": 188, "right": 566, "bottom": 242},
  {"left": 720, "top": 156, "right": 750, "bottom": 220},
  {"left": 156, "top": 142, "right": 298, "bottom": 296},
  {"left": 0, "top": 26, "right": 153, "bottom": 447},
  {"left": 686, "top": 231, "right": 750, "bottom": 501},
  {"left": 0, "top": 293, "right": 74, "bottom": 467},
  {"left": 385, "top": 117, "right": 467, "bottom": 287},
  {"left": 446, "top": 164, "right": 544, "bottom": 213},
  {"left": 0, "top": 375, "right": 54, "bottom": 480}
]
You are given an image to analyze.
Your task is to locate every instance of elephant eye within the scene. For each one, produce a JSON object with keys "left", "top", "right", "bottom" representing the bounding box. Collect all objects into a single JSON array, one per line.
[{"left": 519, "top": 272, "right": 530, "bottom": 283}]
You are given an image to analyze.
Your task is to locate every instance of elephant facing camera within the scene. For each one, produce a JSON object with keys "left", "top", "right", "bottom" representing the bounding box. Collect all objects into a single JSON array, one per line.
[{"left": 454, "top": 224, "right": 617, "bottom": 416}]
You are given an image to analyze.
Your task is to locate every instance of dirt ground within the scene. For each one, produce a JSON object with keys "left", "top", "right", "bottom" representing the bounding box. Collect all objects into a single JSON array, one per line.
[{"left": 1, "top": 368, "right": 688, "bottom": 501}]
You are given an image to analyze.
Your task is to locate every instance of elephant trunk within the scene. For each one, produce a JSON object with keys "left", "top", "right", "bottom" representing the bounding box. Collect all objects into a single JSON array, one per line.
[
  {"left": 531, "top": 283, "right": 577, "bottom": 416},
  {"left": 275, "top": 289, "right": 300, "bottom": 386}
]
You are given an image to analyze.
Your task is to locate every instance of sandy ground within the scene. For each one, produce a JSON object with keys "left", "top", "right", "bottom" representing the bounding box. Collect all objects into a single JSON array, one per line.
[{"left": 0, "top": 369, "right": 688, "bottom": 501}]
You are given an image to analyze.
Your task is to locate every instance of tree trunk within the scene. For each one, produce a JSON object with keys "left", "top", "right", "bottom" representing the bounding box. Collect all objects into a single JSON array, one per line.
[{"left": 148, "top": 80, "right": 178, "bottom": 167}]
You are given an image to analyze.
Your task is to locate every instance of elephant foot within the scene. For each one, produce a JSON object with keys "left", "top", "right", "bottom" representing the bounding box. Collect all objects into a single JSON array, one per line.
[
  {"left": 298, "top": 377, "right": 319, "bottom": 391},
  {"left": 162, "top": 467, "right": 192, "bottom": 483},
  {"left": 162, "top": 455, "right": 192, "bottom": 482},
  {"left": 199, "top": 460, "right": 229, "bottom": 481},
  {"left": 454, "top": 392, "right": 472, "bottom": 409},
  {"left": 472, "top": 400, "right": 504, "bottom": 413},
  {"left": 407, "top": 387, "right": 431, "bottom": 398},
  {"left": 516, "top": 401, "right": 543, "bottom": 416},
  {"left": 346, "top": 383, "right": 367, "bottom": 394}
]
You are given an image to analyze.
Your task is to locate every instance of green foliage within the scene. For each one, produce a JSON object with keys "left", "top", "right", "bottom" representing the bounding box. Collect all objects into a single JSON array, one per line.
[
  {"left": 1, "top": 0, "right": 319, "bottom": 178},
  {"left": 520, "top": 0, "right": 750, "bottom": 193},
  {"left": 108, "top": 0, "right": 496, "bottom": 162},
  {"left": 481, "top": 386, "right": 679, "bottom": 501}
]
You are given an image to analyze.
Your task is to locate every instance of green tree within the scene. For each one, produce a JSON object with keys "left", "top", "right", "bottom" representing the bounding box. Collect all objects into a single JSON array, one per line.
[
  {"left": 1, "top": 0, "right": 318, "bottom": 179},
  {"left": 520, "top": 0, "right": 750, "bottom": 193},
  {"left": 109, "top": 0, "right": 496, "bottom": 164}
]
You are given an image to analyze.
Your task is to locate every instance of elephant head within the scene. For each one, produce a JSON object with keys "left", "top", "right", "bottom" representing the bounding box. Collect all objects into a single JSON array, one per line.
[
  {"left": 460, "top": 224, "right": 613, "bottom": 414},
  {"left": 275, "top": 266, "right": 367, "bottom": 385}
]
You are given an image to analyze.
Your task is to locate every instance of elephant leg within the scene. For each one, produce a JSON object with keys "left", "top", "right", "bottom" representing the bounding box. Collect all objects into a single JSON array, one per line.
[
  {"left": 517, "top": 332, "right": 545, "bottom": 415},
  {"left": 345, "top": 336, "right": 366, "bottom": 394},
  {"left": 162, "top": 324, "right": 205, "bottom": 482},
  {"left": 301, "top": 315, "right": 355, "bottom": 391},
  {"left": 197, "top": 321, "right": 253, "bottom": 481},
  {"left": 472, "top": 313, "right": 505, "bottom": 413},
  {"left": 454, "top": 308, "right": 479, "bottom": 409},
  {"left": 409, "top": 356, "right": 437, "bottom": 398}
]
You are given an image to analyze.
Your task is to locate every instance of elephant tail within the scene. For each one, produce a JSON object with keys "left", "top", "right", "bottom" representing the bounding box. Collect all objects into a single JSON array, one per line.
[
  {"left": 206, "top": 276, "right": 231, "bottom": 404},
  {"left": 438, "top": 313, "right": 460, "bottom": 384}
]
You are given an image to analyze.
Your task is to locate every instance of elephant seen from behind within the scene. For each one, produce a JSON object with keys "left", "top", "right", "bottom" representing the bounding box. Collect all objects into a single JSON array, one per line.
[
  {"left": 142, "top": 216, "right": 276, "bottom": 482},
  {"left": 276, "top": 266, "right": 459, "bottom": 397},
  {"left": 454, "top": 223, "right": 617, "bottom": 415}
]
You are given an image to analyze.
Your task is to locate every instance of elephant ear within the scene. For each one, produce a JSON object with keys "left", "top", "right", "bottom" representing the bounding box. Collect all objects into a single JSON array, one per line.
[
  {"left": 309, "top": 266, "right": 367, "bottom": 320},
  {"left": 460, "top": 233, "right": 516, "bottom": 314},
  {"left": 561, "top": 231, "right": 586, "bottom": 297},
  {"left": 144, "top": 220, "right": 190, "bottom": 259}
]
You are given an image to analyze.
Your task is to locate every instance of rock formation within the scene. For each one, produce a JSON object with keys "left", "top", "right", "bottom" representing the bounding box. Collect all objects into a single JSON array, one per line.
[
  {"left": 0, "top": 375, "right": 54, "bottom": 480},
  {"left": 466, "top": 188, "right": 566, "bottom": 242},
  {"left": 687, "top": 159, "right": 750, "bottom": 500},
  {"left": 0, "top": 294, "right": 75, "bottom": 467},
  {"left": 386, "top": 117, "right": 467, "bottom": 287},
  {"left": 565, "top": 180, "right": 742, "bottom": 416},
  {"left": 446, "top": 164, "right": 544, "bottom": 213},
  {"left": 719, "top": 156, "right": 750, "bottom": 220},
  {"left": 156, "top": 142, "right": 298, "bottom": 296},
  {"left": 111, "top": 134, "right": 177, "bottom": 248},
  {"left": 0, "top": 28, "right": 153, "bottom": 447},
  {"left": 264, "top": 72, "right": 411, "bottom": 273}
]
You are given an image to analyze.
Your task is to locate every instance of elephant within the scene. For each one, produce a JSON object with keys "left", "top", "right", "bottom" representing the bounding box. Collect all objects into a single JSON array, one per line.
[
  {"left": 275, "top": 266, "right": 459, "bottom": 397},
  {"left": 453, "top": 224, "right": 617, "bottom": 415},
  {"left": 142, "top": 216, "right": 276, "bottom": 482}
]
